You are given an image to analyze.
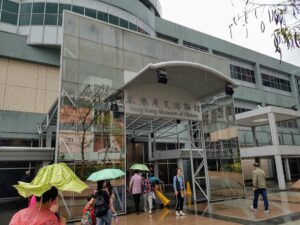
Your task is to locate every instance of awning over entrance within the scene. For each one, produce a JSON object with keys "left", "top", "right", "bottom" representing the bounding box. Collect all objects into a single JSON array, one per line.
[
  {"left": 106, "top": 61, "right": 239, "bottom": 101},
  {"left": 236, "top": 106, "right": 300, "bottom": 127}
]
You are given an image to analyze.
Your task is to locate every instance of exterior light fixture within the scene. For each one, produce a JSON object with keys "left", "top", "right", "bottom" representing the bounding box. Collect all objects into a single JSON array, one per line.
[
  {"left": 157, "top": 68, "right": 168, "bottom": 84},
  {"left": 225, "top": 83, "right": 234, "bottom": 96},
  {"left": 252, "top": 118, "right": 269, "bottom": 123}
]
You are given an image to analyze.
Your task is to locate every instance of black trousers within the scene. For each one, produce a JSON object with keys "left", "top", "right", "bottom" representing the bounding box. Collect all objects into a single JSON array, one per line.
[
  {"left": 133, "top": 193, "right": 141, "bottom": 213},
  {"left": 175, "top": 192, "right": 184, "bottom": 211}
]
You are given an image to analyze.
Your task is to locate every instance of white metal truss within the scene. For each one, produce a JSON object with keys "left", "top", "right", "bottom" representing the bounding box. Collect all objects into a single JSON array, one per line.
[{"left": 189, "top": 121, "right": 210, "bottom": 203}]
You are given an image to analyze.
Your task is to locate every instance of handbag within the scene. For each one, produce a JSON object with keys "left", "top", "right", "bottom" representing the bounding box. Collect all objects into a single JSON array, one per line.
[{"left": 180, "top": 190, "right": 185, "bottom": 198}]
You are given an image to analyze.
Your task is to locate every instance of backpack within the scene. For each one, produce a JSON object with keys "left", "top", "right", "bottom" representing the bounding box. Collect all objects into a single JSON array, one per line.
[
  {"left": 94, "top": 190, "right": 109, "bottom": 217},
  {"left": 81, "top": 207, "right": 94, "bottom": 225}
]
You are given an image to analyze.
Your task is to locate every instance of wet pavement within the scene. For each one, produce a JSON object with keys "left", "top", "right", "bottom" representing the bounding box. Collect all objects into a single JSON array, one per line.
[
  {"left": 69, "top": 191, "right": 300, "bottom": 225},
  {"left": 4, "top": 191, "right": 300, "bottom": 225}
]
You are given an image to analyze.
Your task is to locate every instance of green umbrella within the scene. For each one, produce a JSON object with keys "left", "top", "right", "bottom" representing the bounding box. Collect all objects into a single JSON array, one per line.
[
  {"left": 130, "top": 163, "right": 149, "bottom": 171},
  {"left": 87, "top": 169, "right": 125, "bottom": 182},
  {"left": 14, "top": 163, "right": 88, "bottom": 198}
]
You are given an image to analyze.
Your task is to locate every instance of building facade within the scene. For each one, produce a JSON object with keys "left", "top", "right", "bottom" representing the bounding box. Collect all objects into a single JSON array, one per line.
[{"left": 0, "top": 0, "right": 300, "bottom": 206}]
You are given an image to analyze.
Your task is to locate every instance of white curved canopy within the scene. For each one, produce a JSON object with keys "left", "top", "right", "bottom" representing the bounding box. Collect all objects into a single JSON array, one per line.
[{"left": 112, "top": 61, "right": 239, "bottom": 101}]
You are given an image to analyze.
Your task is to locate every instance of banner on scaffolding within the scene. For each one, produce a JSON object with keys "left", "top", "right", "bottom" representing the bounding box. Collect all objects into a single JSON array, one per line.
[{"left": 124, "top": 84, "right": 202, "bottom": 121}]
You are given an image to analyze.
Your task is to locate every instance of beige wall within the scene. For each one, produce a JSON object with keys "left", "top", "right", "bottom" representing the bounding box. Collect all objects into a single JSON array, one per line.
[{"left": 0, "top": 58, "right": 59, "bottom": 113}]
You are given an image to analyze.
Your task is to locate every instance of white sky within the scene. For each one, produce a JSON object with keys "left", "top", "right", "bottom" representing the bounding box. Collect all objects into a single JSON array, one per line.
[{"left": 159, "top": 0, "right": 300, "bottom": 68}]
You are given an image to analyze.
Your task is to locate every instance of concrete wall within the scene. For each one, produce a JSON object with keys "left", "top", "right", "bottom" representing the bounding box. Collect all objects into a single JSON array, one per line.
[{"left": 0, "top": 58, "right": 59, "bottom": 113}]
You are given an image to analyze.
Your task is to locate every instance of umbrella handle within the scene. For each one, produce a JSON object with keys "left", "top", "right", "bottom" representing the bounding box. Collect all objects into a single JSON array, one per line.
[{"left": 59, "top": 192, "right": 71, "bottom": 218}]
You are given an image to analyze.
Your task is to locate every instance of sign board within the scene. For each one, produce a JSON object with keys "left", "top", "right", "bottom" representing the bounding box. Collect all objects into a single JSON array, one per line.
[{"left": 124, "top": 84, "right": 202, "bottom": 121}]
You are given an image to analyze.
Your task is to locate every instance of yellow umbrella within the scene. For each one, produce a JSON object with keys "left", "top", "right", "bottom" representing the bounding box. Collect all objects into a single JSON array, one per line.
[{"left": 14, "top": 163, "right": 88, "bottom": 198}]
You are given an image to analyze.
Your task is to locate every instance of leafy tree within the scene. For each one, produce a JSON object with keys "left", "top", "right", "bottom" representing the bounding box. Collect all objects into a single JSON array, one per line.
[{"left": 230, "top": 0, "right": 300, "bottom": 61}]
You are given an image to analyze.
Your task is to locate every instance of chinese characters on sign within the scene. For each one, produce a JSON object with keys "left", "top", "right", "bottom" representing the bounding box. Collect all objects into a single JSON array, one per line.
[{"left": 124, "top": 92, "right": 202, "bottom": 121}]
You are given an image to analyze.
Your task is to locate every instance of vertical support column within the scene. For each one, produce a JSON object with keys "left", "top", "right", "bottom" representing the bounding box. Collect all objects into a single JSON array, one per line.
[
  {"left": 177, "top": 158, "right": 184, "bottom": 172},
  {"left": 154, "top": 161, "right": 159, "bottom": 178},
  {"left": 251, "top": 127, "right": 257, "bottom": 147},
  {"left": 284, "top": 158, "right": 291, "bottom": 181},
  {"left": 46, "top": 131, "right": 52, "bottom": 148},
  {"left": 268, "top": 112, "right": 286, "bottom": 190},
  {"left": 188, "top": 141, "right": 197, "bottom": 203}
]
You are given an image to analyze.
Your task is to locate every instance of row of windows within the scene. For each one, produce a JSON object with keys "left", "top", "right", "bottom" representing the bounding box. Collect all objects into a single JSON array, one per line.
[
  {"left": 234, "top": 107, "right": 251, "bottom": 114},
  {"left": 183, "top": 40, "right": 209, "bottom": 53},
  {"left": 0, "top": 1, "right": 149, "bottom": 35},
  {"left": 277, "top": 120, "right": 298, "bottom": 129},
  {"left": 262, "top": 73, "right": 291, "bottom": 92},
  {"left": 230, "top": 64, "right": 256, "bottom": 83}
]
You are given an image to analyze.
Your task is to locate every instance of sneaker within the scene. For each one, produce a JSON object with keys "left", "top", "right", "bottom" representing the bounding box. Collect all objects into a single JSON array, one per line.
[
  {"left": 176, "top": 211, "right": 180, "bottom": 216},
  {"left": 149, "top": 210, "right": 152, "bottom": 214},
  {"left": 179, "top": 211, "right": 186, "bottom": 216},
  {"left": 250, "top": 206, "right": 257, "bottom": 212},
  {"left": 264, "top": 210, "right": 270, "bottom": 215},
  {"left": 144, "top": 208, "right": 147, "bottom": 212}
]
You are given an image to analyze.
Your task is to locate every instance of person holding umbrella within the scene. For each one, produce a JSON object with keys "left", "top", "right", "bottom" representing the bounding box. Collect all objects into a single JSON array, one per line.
[
  {"left": 10, "top": 186, "right": 66, "bottom": 225},
  {"left": 10, "top": 163, "right": 88, "bottom": 225},
  {"left": 129, "top": 170, "right": 143, "bottom": 214}
]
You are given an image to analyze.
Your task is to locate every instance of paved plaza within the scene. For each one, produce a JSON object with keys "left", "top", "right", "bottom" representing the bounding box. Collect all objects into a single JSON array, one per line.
[{"left": 65, "top": 191, "right": 300, "bottom": 225}]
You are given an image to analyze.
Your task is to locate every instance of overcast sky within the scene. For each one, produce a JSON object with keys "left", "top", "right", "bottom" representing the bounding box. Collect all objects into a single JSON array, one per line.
[{"left": 159, "top": 0, "right": 300, "bottom": 68}]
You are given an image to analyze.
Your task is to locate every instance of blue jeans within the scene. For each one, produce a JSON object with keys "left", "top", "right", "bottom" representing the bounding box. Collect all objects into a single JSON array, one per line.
[
  {"left": 253, "top": 188, "right": 269, "bottom": 210},
  {"left": 96, "top": 210, "right": 112, "bottom": 225}
]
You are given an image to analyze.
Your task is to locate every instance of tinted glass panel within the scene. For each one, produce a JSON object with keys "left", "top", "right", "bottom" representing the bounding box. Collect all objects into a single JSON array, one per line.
[
  {"left": 58, "top": 14, "right": 62, "bottom": 25},
  {"left": 2, "top": 0, "right": 19, "bottom": 13},
  {"left": 1, "top": 11, "right": 18, "bottom": 24},
  {"left": 20, "top": 3, "right": 32, "bottom": 14},
  {"left": 109, "top": 14, "right": 119, "bottom": 25},
  {"left": 72, "top": 5, "right": 84, "bottom": 14},
  {"left": 129, "top": 22, "right": 137, "bottom": 31},
  {"left": 46, "top": 3, "right": 58, "bottom": 14},
  {"left": 31, "top": 14, "right": 44, "bottom": 25},
  {"left": 120, "top": 18, "right": 128, "bottom": 28},
  {"left": 85, "top": 8, "right": 96, "bottom": 18},
  {"left": 59, "top": 4, "right": 71, "bottom": 14},
  {"left": 32, "top": 3, "right": 45, "bottom": 13},
  {"left": 97, "top": 11, "right": 108, "bottom": 22},
  {"left": 45, "top": 14, "right": 57, "bottom": 25},
  {"left": 19, "top": 14, "right": 30, "bottom": 25}
]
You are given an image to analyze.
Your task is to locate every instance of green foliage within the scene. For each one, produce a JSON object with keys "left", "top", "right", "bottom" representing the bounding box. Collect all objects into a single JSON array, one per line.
[{"left": 230, "top": 0, "right": 300, "bottom": 61}]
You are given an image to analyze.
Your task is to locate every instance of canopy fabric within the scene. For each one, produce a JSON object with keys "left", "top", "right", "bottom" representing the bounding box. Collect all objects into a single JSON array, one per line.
[
  {"left": 130, "top": 163, "right": 150, "bottom": 171},
  {"left": 87, "top": 168, "right": 125, "bottom": 181},
  {"left": 105, "top": 61, "right": 239, "bottom": 102},
  {"left": 14, "top": 163, "right": 88, "bottom": 198}
]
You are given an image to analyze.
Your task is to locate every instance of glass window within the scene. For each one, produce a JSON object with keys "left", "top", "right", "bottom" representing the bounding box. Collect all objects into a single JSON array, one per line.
[
  {"left": 46, "top": 3, "right": 58, "bottom": 14},
  {"left": 32, "top": 3, "right": 45, "bottom": 13},
  {"left": 1, "top": 11, "right": 18, "bottom": 25},
  {"left": 129, "top": 22, "right": 137, "bottom": 31},
  {"left": 20, "top": 3, "right": 32, "bottom": 14},
  {"left": 45, "top": 14, "right": 57, "bottom": 25},
  {"left": 2, "top": 0, "right": 19, "bottom": 13},
  {"left": 19, "top": 14, "right": 30, "bottom": 25},
  {"left": 120, "top": 18, "right": 128, "bottom": 28},
  {"left": 85, "top": 8, "right": 96, "bottom": 18},
  {"left": 97, "top": 11, "right": 108, "bottom": 22},
  {"left": 72, "top": 5, "right": 84, "bottom": 14},
  {"left": 109, "top": 14, "right": 119, "bottom": 25},
  {"left": 59, "top": 4, "right": 71, "bottom": 14},
  {"left": 183, "top": 41, "right": 209, "bottom": 53},
  {"left": 230, "top": 64, "right": 256, "bottom": 83},
  {"left": 31, "top": 14, "right": 44, "bottom": 25},
  {"left": 261, "top": 73, "right": 291, "bottom": 92}
]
